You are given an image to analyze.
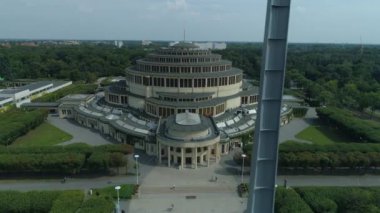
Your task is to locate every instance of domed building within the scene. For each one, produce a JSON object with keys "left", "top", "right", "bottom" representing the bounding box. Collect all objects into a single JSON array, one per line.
[
  {"left": 58, "top": 42, "right": 293, "bottom": 169},
  {"left": 105, "top": 42, "right": 257, "bottom": 117}
]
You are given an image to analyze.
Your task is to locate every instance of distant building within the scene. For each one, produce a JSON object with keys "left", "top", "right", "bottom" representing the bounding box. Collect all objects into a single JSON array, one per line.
[
  {"left": 193, "top": 42, "right": 227, "bottom": 50},
  {"left": 142, "top": 40, "right": 152, "bottom": 46},
  {"left": 114, "top": 40, "right": 124, "bottom": 48},
  {"left": 0, "top": 81, "right": 72, "bottom": 108}
]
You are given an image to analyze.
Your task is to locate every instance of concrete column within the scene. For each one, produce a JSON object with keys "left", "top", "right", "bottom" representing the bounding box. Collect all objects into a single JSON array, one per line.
[
  {"left": 200, "top": 149, "right": 204, "bottom": 165},
  {"left": 215, "top": 143, "right": 219, "bottom": 162},
  {"left": 167, "top": 146, "right": 171, "bottom": 167},
  {"left": 194, "top": 147, "right": 198, "bottom": 169},
  {"left": 158, "top": 142, "right": 162, "bottom": 164},
  {"left": 181, "top": 148, "right": 184, "bottom": 169},
  {"left": 207, "top": 146, "right": 210, "bottom": 167}
]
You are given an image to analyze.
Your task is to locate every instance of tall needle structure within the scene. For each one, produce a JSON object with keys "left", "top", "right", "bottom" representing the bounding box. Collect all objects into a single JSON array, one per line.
[{"left": 247, "top": 0, "right": 291, "bottom": 212}]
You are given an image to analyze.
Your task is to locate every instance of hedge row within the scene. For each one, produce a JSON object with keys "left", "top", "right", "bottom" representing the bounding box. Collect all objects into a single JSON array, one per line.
[
  {"left": 295, "top": 187, "right": 380, "bottom": 213},
  {"left": 0, "top": 143, "right": 133, "bottom": 155},
  {"left": 275, "top": 187, "right": 313, "bottom": 213},
  {"left": 0, "top": 191, "right": 61, "bottom": 213},
  {"left": 241, "top": 143, "right": 380, "bottom": 170},
  {"left": 50, "top": 191, "right": 84, "bottom": 213},
  {"left": 279, "top": 151, "right": 380, "bottom": 170},
  {"left": 78, "top": 197, "right": 114, "bottom": 213},
  {"left": 94, "top": 184, "right": 138, "bottom": 199},
  {"left": 317, "top": 107, "right": 380, "bottom": 143},
  {"left": 0, "top": 150, "right": 127, "bottom": 175},
  {"left": 0, "top": 108, "right": 48, "bottom": 145},
  {"left": 292, "top": 107, "right": 308, "bottom": 117},
  {"left": 279, "top": 141, "right": 380, "bottom": 153}
]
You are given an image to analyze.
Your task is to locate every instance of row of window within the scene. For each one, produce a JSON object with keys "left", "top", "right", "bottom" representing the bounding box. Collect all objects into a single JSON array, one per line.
[
  {"left": 241, "top": 95, "right": 258, "bottom": 105},
  {"left": 169, "top": 147, "right": 209, "bottom": 153},
  {"left": 135, "top": 64, "right": 231, "bottom": 73},
  {"left": 157, "top": 50, "right": 210, "bottom": 56},
  {"left": 145, "top": 56, "right": 220, "bottom": 63},
  {"left": 146, "top": 103, "right": 224, "bottom": 117},
  {"left": 126, "top": 74, "right": 243, "bottom": 88},
  {"left": 161, "top": 96, "right": 211, "bottom": 102},
  {"left": 108, "top": 94, "right": 128, "bottom": 104}
]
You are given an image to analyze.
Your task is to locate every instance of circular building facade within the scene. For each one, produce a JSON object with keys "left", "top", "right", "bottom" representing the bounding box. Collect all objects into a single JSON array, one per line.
[
  {"left": 157, "top": 112, "right": 221, "bottom": 168},
  {"left": 105, "top": 42, "right": 258, "bottom": 118}
]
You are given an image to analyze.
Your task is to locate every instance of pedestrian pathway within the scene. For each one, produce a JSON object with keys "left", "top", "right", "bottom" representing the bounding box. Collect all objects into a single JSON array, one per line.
[
  {"left": 47, "top": 115, "right": 112, "bottom": 146},
  {"left": 279, "top": 107, "right": 317, "bottom": 143}
]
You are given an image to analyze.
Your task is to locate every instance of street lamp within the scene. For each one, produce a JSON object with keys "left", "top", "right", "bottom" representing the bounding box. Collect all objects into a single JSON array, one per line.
[
  {"left": 134, "top": 154, "right": 140, "bottom": 185},
  {"left": 115, "top": 185, "right": 121, "bottom": 213},
  {"left": 241, "top": 154, "right": 247, "bottom": 183}
]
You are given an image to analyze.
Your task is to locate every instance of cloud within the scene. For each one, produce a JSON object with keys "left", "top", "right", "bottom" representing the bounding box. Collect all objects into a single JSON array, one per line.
[{"left": 166, "top": 0, "right": 187, "bottom": 11}]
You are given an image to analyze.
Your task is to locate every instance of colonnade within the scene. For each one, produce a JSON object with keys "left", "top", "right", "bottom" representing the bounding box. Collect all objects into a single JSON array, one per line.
[{"left": 157, "top": 142, "right": 221, "bottom": 169}]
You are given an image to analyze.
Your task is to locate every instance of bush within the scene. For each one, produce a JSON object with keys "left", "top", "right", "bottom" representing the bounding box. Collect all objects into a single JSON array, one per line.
[{"left": 50, "top": 190, "right": 84, "bottom": 213}]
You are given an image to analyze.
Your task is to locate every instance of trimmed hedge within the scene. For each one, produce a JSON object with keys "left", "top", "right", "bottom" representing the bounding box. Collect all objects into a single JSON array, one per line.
[
  {"left": 317, "top": 107, "right": 380, "bottom": 143},
  {"left": 78, "top": 196, "right": 114, "bottom": 213},
  {"left": 0, "top": 144, "right": 133, "bottom": 155},
  {"left": 241, "top": 142, "right": 380, "bottom": 171},
  {"left": 94, "top": 184, "right": 137, "bottom": 199},
  {"left": 0, "top": 153, "right": 86, "bottom": 174},
  {"left": 0, "top": 108, "right": 48, "bottom": 145},
  {"left": 292, "top": 107, "right": 308, "bottom": 117},
  {"left": 295, "top": 187, "right": 380, "bottom": 213},
  {"left": 50, "top": 190, "right": 84, "bottom": 213},
  {"left": 0, "top": 191, "right": 61, "bottom": 213},
  {"left": 275, "top": 187, "right": 313, "bottom": 213},
  {"left": 0, "top": 144, "right": 131, "bottom": 175}
]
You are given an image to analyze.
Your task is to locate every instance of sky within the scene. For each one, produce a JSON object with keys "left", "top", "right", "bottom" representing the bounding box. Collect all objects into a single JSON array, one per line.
[{"left": 0, "top": 0, "right": 379, "bottom": 44}]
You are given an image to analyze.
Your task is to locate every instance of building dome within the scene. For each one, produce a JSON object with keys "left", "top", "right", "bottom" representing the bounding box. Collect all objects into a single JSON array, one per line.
[
  {"left": 175, "top": 112, "right": 201, "bottom": 126},
  {"left": 172, "top": 42, "right": 199, "bottom": 49}
]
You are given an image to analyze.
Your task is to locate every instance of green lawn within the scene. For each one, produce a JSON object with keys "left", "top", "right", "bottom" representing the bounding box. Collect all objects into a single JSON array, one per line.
[
  {"left": 12, "top": 122, "right": 73, "bottom": 146},
  {"left": 295, "top": 125, "right": 357, "bottom": 145}
]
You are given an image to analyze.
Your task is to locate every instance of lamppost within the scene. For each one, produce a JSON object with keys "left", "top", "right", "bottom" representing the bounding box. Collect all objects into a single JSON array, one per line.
[
  {"left": 241, "top": 154, "right": 247, "bottom": 183},
  {"left": 134, "top": 154, "right": 140, "bottom": 185},
  {"left": 115, "top": 185, "right": 121, "bottom": 213}
]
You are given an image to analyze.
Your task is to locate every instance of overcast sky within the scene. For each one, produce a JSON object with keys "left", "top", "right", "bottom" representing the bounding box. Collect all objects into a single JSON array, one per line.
[{"left": 0, "top": 0, "right": 379, "bottom": 44}]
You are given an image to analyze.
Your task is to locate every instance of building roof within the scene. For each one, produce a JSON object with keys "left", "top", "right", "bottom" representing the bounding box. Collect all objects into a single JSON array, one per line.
[
  {"left": 175, "top": 112, "right": 201, "bottom": 126},
  {"left": 172, "top": 42, "right": 199, "bottom": 49},
  {"left": 18, "top": 81, "right": 52, "bottom": 91}
]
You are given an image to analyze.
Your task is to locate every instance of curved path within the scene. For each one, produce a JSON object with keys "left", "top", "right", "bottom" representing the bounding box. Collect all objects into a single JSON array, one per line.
[
  {"left": 47, "top": 115, "right": 112, "bottom": 146},
  {"left": 279, "top": 107, "right": 316, "bottom": 143}
]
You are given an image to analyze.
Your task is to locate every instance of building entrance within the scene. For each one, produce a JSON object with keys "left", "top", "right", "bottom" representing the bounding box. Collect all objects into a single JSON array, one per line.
[{"left": 186, "top": 157, "right": 192, "bottom": 165}]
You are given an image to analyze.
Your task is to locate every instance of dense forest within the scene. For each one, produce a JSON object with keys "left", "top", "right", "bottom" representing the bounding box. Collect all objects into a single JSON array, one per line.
[{"left": 1, "top": 42, "right": 380, "bottom": 112}]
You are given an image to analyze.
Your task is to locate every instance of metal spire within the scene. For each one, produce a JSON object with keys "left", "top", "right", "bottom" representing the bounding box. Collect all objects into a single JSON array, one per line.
[{"left": 247, "top": 0, "right": 291, "bottom": 212}]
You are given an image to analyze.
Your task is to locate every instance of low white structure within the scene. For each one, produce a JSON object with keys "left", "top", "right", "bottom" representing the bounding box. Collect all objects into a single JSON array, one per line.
[{"left": 0, "top": 81, "right": 72, "bottom": 109}]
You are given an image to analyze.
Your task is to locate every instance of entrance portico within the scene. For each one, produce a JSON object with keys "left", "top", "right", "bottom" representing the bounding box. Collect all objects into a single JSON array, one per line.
[{"left": 156, "top": 112, "right": 221, "bottom": 169}]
